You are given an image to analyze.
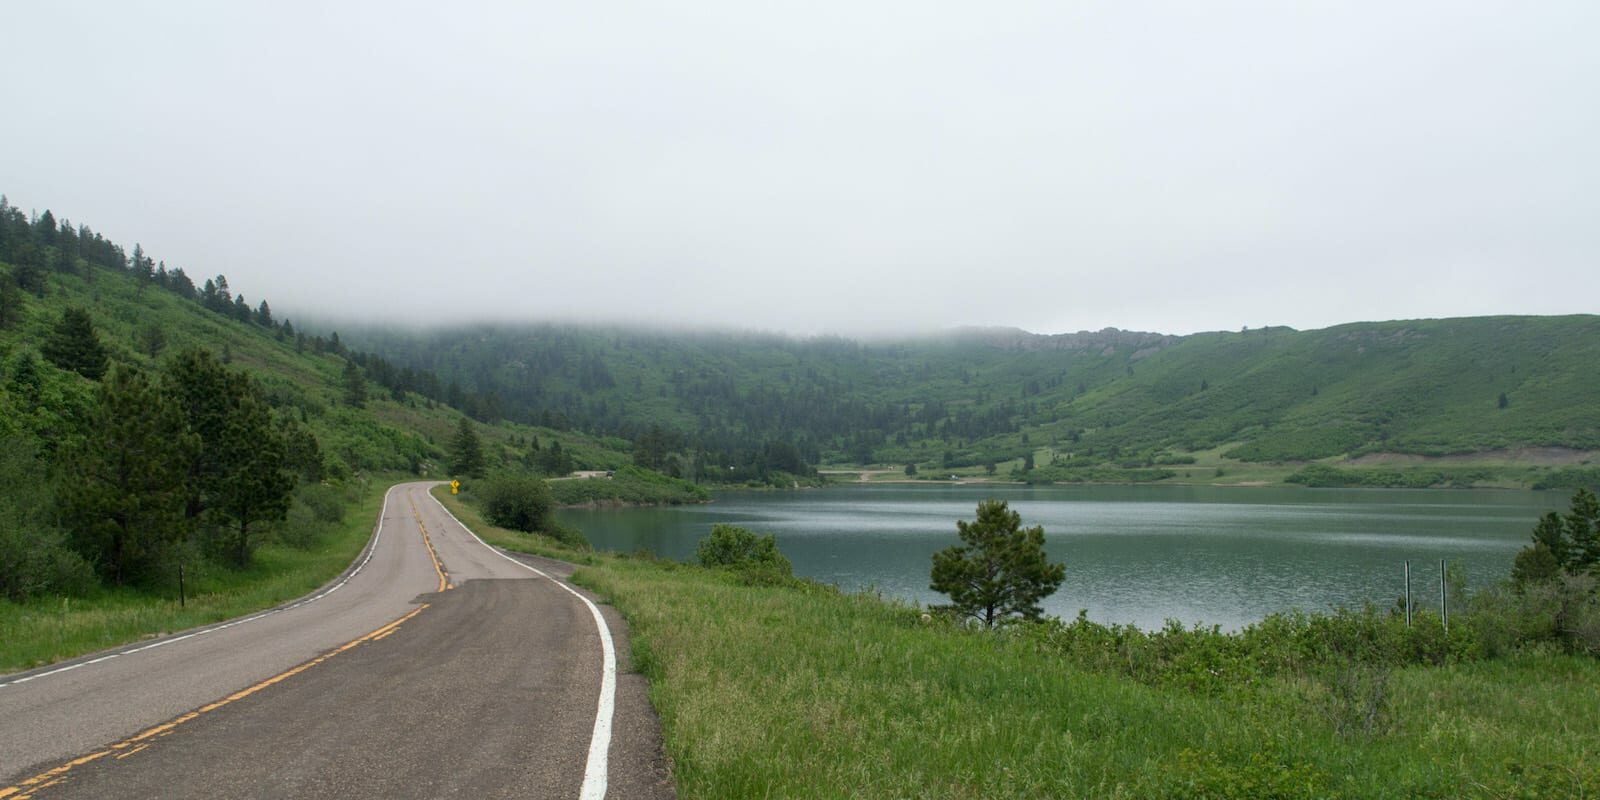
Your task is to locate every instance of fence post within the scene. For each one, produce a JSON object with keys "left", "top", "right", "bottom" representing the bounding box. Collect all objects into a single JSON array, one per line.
[
  {"left": 1439, "top": 558, "right": 1448, "bottom": 634},
  {"left": 1404, "top": 560, "right": 1411, "bottom": 626}
]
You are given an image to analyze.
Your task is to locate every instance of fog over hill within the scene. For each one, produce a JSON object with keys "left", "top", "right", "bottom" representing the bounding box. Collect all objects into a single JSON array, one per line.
[{"left": 3, "top": 3, "right": 1598, "bottom": 335}]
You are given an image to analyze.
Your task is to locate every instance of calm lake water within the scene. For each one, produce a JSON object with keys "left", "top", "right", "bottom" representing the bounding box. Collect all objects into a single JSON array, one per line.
[{"left": 559, "top": 484, "right": 1568, "bottom": 630}]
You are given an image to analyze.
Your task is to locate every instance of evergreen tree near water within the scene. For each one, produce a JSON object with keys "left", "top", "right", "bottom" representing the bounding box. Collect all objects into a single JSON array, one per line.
[
  {"left": 931, "top": 499, "right": 1065, "bottom": 628},
  {"left": 1513, "top": 489, "right": 1600, "bottom": 587}
]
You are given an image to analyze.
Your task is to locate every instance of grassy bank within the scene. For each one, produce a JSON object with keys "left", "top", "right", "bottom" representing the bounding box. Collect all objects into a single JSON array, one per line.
[
  {"left": 547, "top": 465, "right": 711, "bottom": 507},
  {"left": 575, "top": 562, "right": 1598, "bottom": 798},
  {"left": 0, "top": 478, "right": 394, "bottom": 673},
  {"left": 439, "top": 484, "right": 1600, "bottom": 797}
]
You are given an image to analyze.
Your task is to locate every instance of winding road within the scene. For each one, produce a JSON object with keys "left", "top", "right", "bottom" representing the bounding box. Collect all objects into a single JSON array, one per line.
[{"left": 0, "top": 482, "right": 671, "bottom": 799}]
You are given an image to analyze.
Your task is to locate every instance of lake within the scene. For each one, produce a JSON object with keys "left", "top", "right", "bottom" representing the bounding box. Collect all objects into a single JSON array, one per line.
[{"left": 558, "top": 483, "right": 1568, "bottom": 630}]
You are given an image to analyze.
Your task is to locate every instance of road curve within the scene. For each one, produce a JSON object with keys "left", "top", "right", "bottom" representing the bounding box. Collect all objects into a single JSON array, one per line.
[{"left": 0, "top": 482, "right": 671, "bottom": 799}]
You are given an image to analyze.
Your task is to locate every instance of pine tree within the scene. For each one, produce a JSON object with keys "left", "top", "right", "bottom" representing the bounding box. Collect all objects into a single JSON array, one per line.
[
  {"left": 342, "top": 358, "right": 366, "bottom": 408},
  {"left": 210, "top": 392, "right": 294, "bottom": 566},
  {"left": 131, "top": 243, "right": 153, "bottom": 295},
  {"left": 451, "top": 417, "right": 486, "bottom": 478},
  {"left": 59, "top": 366, "right": 197, "bottom": 585},
  {"left": 41, "top": 307, "right": 108, "bottom": 380},
  {"left": 1565, "top": 488, "right": 1600, "bottom": 570},
  {"left": 537, "top": 439, "right": 572, "bottom": 476},
  {"left": 141, "top": 324, "right": 167, "bottom": 358},
  {"left": 930, "top": 499, "right": 1065, "bottom": 628},
  {"left": 0, "top": 278, "right": 22, "bottom": 330},
  {"left": 165, "top": 348, "right": 296, "bottom": 565},
  {"left": 12, "top": 247, "right": 48, "bottom": 296}
]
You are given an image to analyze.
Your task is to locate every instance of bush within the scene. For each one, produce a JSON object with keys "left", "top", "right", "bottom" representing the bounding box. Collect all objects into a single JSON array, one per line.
[
  {"left": 545, "top": 465, "right": 709, "bottom": 507},
  {"left": 474, "top": 473, "right": 591, "bottom": 550},
  {"left": 296, "top": 483, "right": 347, "bottom": 524},
  {"left": 0, "top": 523, "right": 94, "bottom": 601},
  {"left": 478, "top": 474, "right": 556, "bottom": 534},
  {"left": 696, "top": 523, "right": 793, "bottom": 584}
]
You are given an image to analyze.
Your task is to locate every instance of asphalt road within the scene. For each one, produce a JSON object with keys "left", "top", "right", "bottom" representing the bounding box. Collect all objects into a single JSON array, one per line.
[{"left": 0, "top": 482, "right": 671, "bottom": 799}]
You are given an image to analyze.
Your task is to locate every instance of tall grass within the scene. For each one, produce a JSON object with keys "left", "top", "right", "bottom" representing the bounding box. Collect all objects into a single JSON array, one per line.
[{"left": 566, "top": 558, "right": 1599, "bottom": 798}]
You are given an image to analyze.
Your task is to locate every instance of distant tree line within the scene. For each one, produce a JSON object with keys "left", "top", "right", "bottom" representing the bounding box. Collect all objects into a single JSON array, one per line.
[{"left": 349, "top": 326, "right": 1036, "bottom": 478}]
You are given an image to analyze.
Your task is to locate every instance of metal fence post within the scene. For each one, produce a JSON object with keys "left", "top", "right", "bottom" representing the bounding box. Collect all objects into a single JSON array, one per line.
[
  {"left": 1404, "top": 560, "right": 1411, "bottom": 626},
  {"left": 1440, "top": 558, "right": 1448, "bottom": 634}
]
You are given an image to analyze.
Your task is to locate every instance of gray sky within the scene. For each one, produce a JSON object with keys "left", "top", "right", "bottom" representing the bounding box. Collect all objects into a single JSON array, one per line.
[{"left": 3, "top": 1, "right": 1597, "bottom": 336}]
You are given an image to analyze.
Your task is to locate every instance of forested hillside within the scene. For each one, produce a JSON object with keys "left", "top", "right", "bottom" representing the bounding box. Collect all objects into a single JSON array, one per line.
[
  {"left": 0, "top": 195, "right": 634, "bottom": 604},
  {"left": 349, "top": 317, "right": 1600, "bottom": 480}
]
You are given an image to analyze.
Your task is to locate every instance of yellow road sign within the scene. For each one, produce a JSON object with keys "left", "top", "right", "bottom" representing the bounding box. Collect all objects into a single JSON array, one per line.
[{"left": 450, "top": 479, "right": 460, "bottom": 495}]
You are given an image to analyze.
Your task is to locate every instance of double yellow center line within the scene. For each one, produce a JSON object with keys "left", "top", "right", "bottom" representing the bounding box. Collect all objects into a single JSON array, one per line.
[{"left": 409, "top": 496, "right": 452, "bottom": 593}]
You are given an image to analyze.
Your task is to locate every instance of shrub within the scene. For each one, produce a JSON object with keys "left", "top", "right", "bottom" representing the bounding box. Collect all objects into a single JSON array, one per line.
[
  {"left": 296, "top": 483, "right": 347, "bottom": 524},
  {"left": 478, "top": 474, "right": 556, "bottom": 534},
  {"left": 696, "top": 523, "right": 793, "bottom": 585},
  {"left": 0, "top": 523, "right": 94, "bottom": 601},
  {"left": 473, "top": 473, "right": 590, "bottom": 549}
]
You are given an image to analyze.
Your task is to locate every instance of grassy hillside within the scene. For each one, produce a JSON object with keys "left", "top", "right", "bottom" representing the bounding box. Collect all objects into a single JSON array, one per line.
[
  {"left": 0, "top": 199, "right": 642, "bottom": 669},
  {"left": 351, "top": 317, "right": 1600, "bottom": 487}
]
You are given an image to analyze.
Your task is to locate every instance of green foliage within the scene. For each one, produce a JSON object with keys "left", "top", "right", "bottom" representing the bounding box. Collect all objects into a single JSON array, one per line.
[
  {"left": 0, "top": 524, "right": 93, "bottom": 602},
  {"left": 41, "top": 306, "right": 108, "bottom": 380},
  {"left": 545, "top": 465, "right": 708, "bottom": 507},
  {"left": 477, "top": 473, "right": 556, "bottom": 534},
  {"left": 696, "top": 523, "right": 792, "bottom": 584},
  {"left": 1225, "top": 425, "right": 1369, "bottom": 461},
  {"left": 450, "top": 417, "right": 486, "bottom": 478},
  {"left": 0, "top": 434, "right": 93, "bottom": 600},
  {"left": 1512, "top": 490, "right": 1600, "bottom": 590},
  {"left": 0, "top": 277, "right": 23, "bottom": 330},
  {"left": 1167, "top": 747, "right": 1327, "bottom": 799},
  {"left": 1511, "top": 543, "right": 1562, "bottom": 588},
  {"left": 1017, "top": 464, "right": 1176, "bottom": 484},
  {"left": 574, "top": 550, "right": 1600, "bottom": 799},
  {"left": 532, "top": 438, "right": 573, "bottom": 476},
  {"left": 930, "top": 499, "right": 1065, "bottom": 627},
  {"left": 349, "top": 316, "right": 1600, "bottom": 475},
  {"left": 1022, "top": 606, "right": 1474, "bottom": 696},
  {"left": 341, "top": 357, "right": 365, "bottom": 408},
  {"left": 57, "top": 366, "right": 198, "bottom": 584},
  {"left": 0, "top": 479, "right": 389, "bottom": 673},
  {"left": 1532, "top": 467, "right": 1600, "bottom": 491},
  {"left": 209, "top": 391, "right": 295, "bottom": 565},
  {"left": 1285, "top": 463, "right": 1489, "bottom": 488},
  {"left": 165, "top": 348, "right": 295, "bottom": 566}
]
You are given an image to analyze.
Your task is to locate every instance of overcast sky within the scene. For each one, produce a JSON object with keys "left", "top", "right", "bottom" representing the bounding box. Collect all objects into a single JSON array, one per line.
[{"left": 2, "top": 1, "right": 1596, "bottom": 336}]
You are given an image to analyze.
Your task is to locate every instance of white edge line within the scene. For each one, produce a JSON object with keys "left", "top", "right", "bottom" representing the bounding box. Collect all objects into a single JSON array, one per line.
[
  {"left": 0, "top": 485, "right": 398, "bottom": 690},
  {"left": 428, "top": 486, "right": 616, "bottom": 800}
]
